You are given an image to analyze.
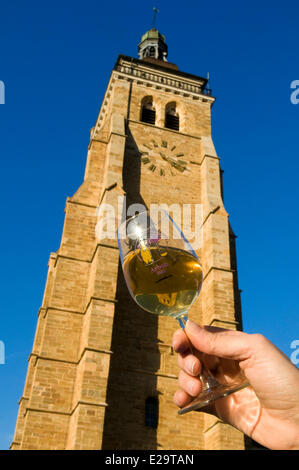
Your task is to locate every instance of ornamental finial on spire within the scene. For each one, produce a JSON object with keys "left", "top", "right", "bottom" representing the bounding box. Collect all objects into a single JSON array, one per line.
[
  {"left": 152, "top": 7, "right": 159, "bottom": 28},
  {"left": 138, "top": 8, "right": 168, "bottom": 62}
]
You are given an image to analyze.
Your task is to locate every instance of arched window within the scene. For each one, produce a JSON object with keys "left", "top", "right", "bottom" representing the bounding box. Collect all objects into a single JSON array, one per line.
[
  {"left": 145, "top": 397, "right": 159, "bottom": 429},
  {"left": 165, "top": 102, "right": 179, "bottom": 131},
  {"left": 149, "top": 46, "right": 156, "bottom": 57},
  {"left": 140, "top": 96, "right": 156, "bottom": 125}
]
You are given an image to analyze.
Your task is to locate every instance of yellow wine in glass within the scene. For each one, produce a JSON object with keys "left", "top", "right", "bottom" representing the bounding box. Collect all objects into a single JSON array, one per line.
[{"left": 117, "top": 210, "right": 249, "bottom": 414}]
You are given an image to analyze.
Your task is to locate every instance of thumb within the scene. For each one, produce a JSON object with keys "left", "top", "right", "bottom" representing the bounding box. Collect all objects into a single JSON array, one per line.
[{"left": 185, "top": 320, "right": 252, "bottom": 362}]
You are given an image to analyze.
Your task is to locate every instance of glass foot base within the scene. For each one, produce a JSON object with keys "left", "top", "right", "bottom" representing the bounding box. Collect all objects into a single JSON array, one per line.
[{"left": 178, "top": 382, "right": 250, "bottom": 415}]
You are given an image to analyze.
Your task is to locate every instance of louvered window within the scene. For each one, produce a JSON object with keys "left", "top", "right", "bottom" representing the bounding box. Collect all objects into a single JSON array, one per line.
[
  {"left": 141, "top": 97, "right": 156, "bottom": 125},
  {"left": 165, "top": 103, "right": 179, "bottom": 131},
  {"left": 149, "top": 46, "right": 155, "bottom": 57}
]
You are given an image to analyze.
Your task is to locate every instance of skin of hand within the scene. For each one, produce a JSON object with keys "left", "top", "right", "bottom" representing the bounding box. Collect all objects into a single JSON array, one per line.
[{"left": 172, "top": 320, "right": 299, "bottom": 450}]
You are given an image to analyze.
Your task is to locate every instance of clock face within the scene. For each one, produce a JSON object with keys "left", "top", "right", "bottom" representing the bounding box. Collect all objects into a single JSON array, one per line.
[{"left": 139, "top": 140, "right": 191, "bottom": 177}]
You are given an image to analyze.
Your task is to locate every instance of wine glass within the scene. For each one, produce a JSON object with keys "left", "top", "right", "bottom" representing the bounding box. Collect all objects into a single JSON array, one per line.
[{"left": 117, "top": 209, "right": 249, "bottom": 414}]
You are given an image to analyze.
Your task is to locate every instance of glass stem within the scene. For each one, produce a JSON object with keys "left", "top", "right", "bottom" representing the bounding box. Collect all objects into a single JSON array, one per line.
[{"left": 176, "top": 314, "right": 219, "bottom": 392}]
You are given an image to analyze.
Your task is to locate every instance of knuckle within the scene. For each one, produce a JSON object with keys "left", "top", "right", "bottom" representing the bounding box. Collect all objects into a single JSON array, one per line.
[
  {"left": 249, "top": 333, "right": 270, "bottom": 354},
  {"left": 206, "top": 332, "right": 220, "bottom": 355},
  {"left": 251, "top": 333, "right": 267, "bottom": 346},
  {"left": 177, "top": 354, "right": 184, "bottom": 369},
  {"left": 178, "top": 372, "right": 186, "bottom": 390}
]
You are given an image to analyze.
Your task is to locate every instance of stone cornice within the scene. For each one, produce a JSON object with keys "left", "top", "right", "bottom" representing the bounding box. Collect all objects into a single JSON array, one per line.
[
  {"left": 203, "top": 266, "right": 235, "bottom": 282},
  {"left": 202, "top": 205, "right": 221, "bottom": 227},
  {"left": 209, "top": 318, "right": 240, "bottom": 328},
  {"left": 38, "top": 293, "right": 118, "bottom": 321},
  {"left": 52, "top": 241, "right": 118, "bottom": 268},
  {"left": 115, "top": 54, "right": 210, "bottom": 94},
  {"left": 120, "top": 367, "right": 178, "bottom": 380},
  {"left": 199, "top": 153, "right": 220, "bottom": 165},
  {"left": 22, "top": 399, "right": 109, "bottom": 419},
  {"left": 204, "top": 419, "right": 224, "bottom": 434},
  {"left": 113, "top": 67, "right": 215, "bottom": 106},
  {"left": 28, "top": 346, "right": 113, "bottom": 366}
]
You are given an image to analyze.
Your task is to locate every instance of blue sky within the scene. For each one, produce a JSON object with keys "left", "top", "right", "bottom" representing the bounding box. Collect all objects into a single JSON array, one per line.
[{"left": 0, "top": 0, "right": 299, "bottom": 450}]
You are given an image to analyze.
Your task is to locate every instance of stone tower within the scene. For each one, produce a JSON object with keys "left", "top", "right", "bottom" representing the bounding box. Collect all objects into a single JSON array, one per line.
[{"left": 11, "top": 28, "right": 244, "bottom": 450}]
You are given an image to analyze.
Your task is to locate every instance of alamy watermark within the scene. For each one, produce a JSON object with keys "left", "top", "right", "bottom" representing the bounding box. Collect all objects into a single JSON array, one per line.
[
  {"left": 0, "top": 81, "right": 5, "bottom": 104},
  {"left": 95, "top": 196, "right": 204, "bottom": 250},
  {"left": 0, "top": 341, "right": 4, "bottom": 364},
  {"left": 290, "top": 80, "right": 299, "bottom": 104},
  {"left": 290, "top": 339, "right": 299, "bottom": 366}
]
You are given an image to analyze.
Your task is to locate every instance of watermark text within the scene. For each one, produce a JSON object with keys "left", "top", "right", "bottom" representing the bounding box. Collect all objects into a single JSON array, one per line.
[
  {"left": 0, "top": 81, "right": 5, "bottom": 104},
  {"left": 95, "top": 197, "right": 203, "bottom": 250},
  {"left": 290, "top": 80, "right": 299, "bottom": 104},
  {"left": 0, "top": 341, "right": 5, "bottom": 364},
  {"left": 290, "top": 339, "right": 299, "bottom": 365}
]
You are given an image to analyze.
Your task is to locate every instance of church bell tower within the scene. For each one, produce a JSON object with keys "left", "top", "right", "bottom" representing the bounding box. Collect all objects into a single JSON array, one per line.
[{"left": 11, "top": 27, "right": 244, "bottom": 450}]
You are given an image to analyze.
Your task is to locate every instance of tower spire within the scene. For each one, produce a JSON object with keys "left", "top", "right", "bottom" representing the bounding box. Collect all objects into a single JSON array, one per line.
[
  {"left": 152, "top": 7, "right": 159, "bottom": 28},
  {"left": 138, "top": 8, "right": 168, "bottom": 62}
]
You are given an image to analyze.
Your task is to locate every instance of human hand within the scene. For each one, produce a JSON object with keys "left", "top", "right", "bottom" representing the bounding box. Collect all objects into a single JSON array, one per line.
[{"left": 172, "top": 320, "right": 299, "bottom": 450}]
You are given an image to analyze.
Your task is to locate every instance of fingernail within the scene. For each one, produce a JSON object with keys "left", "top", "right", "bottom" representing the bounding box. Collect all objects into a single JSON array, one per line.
[
  {"left": 191, "top": 359, "right": 198, "bottom": 376},
  {"left": 185, "top": 357, "right": 196, "bottom": 375}
]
